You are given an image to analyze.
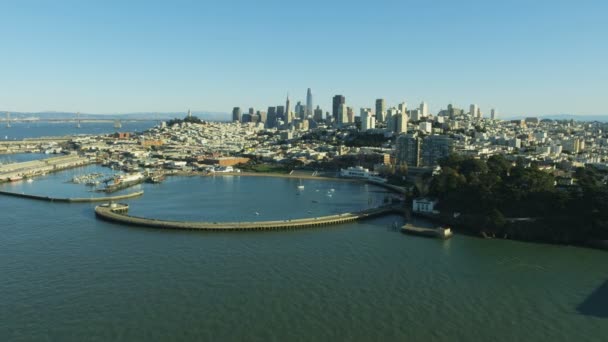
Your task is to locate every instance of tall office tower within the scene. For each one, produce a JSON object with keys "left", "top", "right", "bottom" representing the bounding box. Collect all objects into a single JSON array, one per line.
[
  {"left": 313, "top": 106, "right": 323, "bottom": 122},
  {"left": 409, "top": 109, "right": 421, "bottom": 122},
  {"left": 347, "top": 107, "right": 354, "bottom": 123},
  {"left": 375, "top": 99, "right": 386, "bottom": 122},
  {"left": 187, "top": 109, "right": 192, "bottom": 118},
  {"left": 394, "top": 113, "right": 408, "bottom": 134},
  {"left": 361, "top": 108, "right": 375, "bottom": 131},
  {"left": 491, "top": 108, "right": 497, "bottom": 120},
  {"left": 396, "top": 134, "right": 421, "bottom": 167},
  {"left": 420, "top": 102, "right": 429, "bottom": 117},
  {"left": 249, "top": 107, "right": 255, "bottom": 115},
  {"left": 398, "top": 102, "right": 407, "bottom": 118},
  {"left": 285, "top": 94, "right": 291, "bottom": 121},
  {"left": 386, "top": 108, "right": 398, "bottom": 132},
  {"left": 421, "top": 135, "right": 454, "bottom": 166},
  {"left": 232, "top": 107, "right": 242, "bottom": 122},
  {"left": 338, "top": 104, "right": 348, "bottom": 125},
  {"left": 306, "top": 88, "right": 313, "bottom": 118},
  {"left": 258, "top": 110, "right": 267, "bottom": 123},
  {"left": 276, "top": 106, "right": 285, "bottom": 121},
  {"left": 266, "top": 107, "right": 277, "bottom": 128},
  {"left": 476, "top": 107, "right": 482, "bottom": 119},
  {"left": 469, "top": 104, "right": 478, "bottom": 118},
  {"left": 332, "top": 95, "right": 345, "bottom": 121}
]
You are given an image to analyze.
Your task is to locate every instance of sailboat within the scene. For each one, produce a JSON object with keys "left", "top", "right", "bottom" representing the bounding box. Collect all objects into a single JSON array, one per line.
[
  {"left": 114, "top": 120, "right": 122, "bottom": 129},
  {"left": 76, "top": 112, "right": 81, "bottom": 128},
  {"left": 5, "top": 112, "right": 11, "bottom": 128}
]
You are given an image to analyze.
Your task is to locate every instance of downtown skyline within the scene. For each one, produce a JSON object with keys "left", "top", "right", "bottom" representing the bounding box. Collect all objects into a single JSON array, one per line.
[{"left": 0, "top": 1, "right": 607, "bottom": 116}]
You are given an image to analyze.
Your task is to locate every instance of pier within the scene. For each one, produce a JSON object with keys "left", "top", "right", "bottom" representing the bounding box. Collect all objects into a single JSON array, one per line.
[
  {"left": 0, "top": 154, "right": 93, "bottom": 181},
  {"left": 0, "top": 190, "right": 144, "bottom": 203},
  {"left": 95, "top": 203, "right": 403, "bottom": 231}
]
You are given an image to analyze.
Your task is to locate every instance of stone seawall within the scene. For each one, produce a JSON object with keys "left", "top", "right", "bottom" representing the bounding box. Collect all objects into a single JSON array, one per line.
[{"left": 0, "top": 190, "right": 144, "bottom": 203}]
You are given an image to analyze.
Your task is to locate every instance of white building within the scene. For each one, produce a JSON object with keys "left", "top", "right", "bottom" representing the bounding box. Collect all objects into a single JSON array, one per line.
[
  {"left": 420, "top": 101, "right": 429, "bottom": 118},
  {"left": 360, "top": 108, "right": 375, "bottom": 131},
  {"left": 419, "top": 122, "right": 432, "bottom": 134},
  {"left": 412, "top": 198, "right": 438, "bottom": 213},
  {"left": 470, "top": 104, "right": 478, "bottom": 118},
  {"left": 340, "top": 166, "right": 386, "bottom": 182}
]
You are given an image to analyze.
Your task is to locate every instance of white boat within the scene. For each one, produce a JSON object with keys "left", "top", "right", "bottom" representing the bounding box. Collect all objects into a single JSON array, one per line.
[{"left": 26, "top": 178, "right": 34, "bottom": 183}]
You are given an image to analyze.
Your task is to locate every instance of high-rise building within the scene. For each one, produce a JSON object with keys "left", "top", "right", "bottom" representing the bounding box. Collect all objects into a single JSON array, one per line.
[
  {"left": 398, "top": 102, "right": 407, "bottom": 117},
  {"left": 420, "top": 102, "right": 428, "bottom": 117},
  {"left": 306, "top": 88, "right": 313, "bottom": 118},
  {"left": 285, "top": 94, "right": 292, "bottom": 124},
  {"left": 491, "top": 108, "right": 497, "bottom": 120},
  {"left": 395, "top": 113, "right": 408, "bottom": 134},
  {"left": 476, "top": 107, "right": 482, "bottom": 119},
  {"left": 258, "top": 111, "right": 267, "bottom": 123},
  {"left": 332, "top": 95, "right": 345, "bottom": 122},
  {"left": 266, "top": 107, "right": 277, "bottom": 128},
  {"left": 338, "top": 104, "right": 348, "bottom": 125},
  {"left": 249, "top": 107, "right": 255, "bottom": 115},
  {"left": 396, "top": 134, "right": 421, "bottom": 167},
  {"left": 232, "top": 107, "right": 241, "bottom": 122},
  {"left": 469, "top": 104, "right": 478, "bottom": 118},
  {"left": 421, "top": 135, "right": 453, "bottom": 166},
  {"left": 386, "top": 108, "right": 398, "bottom": 132},
  {"left": 347, "top": 107, "right": 354, "bottom": 123},
  {"left": 313, "top": 106, "right": 323, "bottom": 122},
  {"left": 361, "top": 108, "right": 375, "bottom": 131},
  {"left": 276, "top": 106, "right": 285, "bottom": 121},
  {"left": 187, "top": 109, "right": 192, "bottom": 118},
  {"left": 375, "top": 99, "right": 386, "bottom": 122}
]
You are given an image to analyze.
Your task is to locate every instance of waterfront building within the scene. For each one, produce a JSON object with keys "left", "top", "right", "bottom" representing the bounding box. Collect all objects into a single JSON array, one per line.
[
  {"left": 421, "top": 135, "right": 453, "bottom": 166},
  {"left": 412, "top": 198, "right": 438, "bottom": 213},
  {"left": 396, "top": 134, "right": 421, "bottom": 167},
  {"left": 332, "top": 95, "right": 345, "bottom": 122},
  {"left": 306, "top": 88, "right": 313, "bottom": 118},
  {"left": 340, "top": 166, "right": 386, "bottom": 183},
  {"left": 232, "top": 107, "right": 241, "bottom": 122},
  {"left": 375, "top": 99, "right": 386, "bottom": 122}
]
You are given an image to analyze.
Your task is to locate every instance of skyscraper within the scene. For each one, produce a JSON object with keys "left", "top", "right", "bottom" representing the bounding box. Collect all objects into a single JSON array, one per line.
[
  {"left": 347, "top": 107, "right": 354, "bottom": 123},
  {"left": 332, "top": 95, "right": 345, "bottom": 122},
  {"left": 276, "top": 105, "right": 285, "bottom": 121},
  {"left": 396, "top": 134, "right": 421, "bottom": 167},
  {"left": 338, "top": 103, "right": 348, "bottom": 125},
  {"left": 232, "top": 107, "right": 241, "bottom": 122},
  {"left": 313, "top": 106, "right": 323, "bottom": 122},
  {"left": 361, "top": 108, "right": 375, "bottom": 131},
  {"left": 398, "top": 102, "right": 407, "bottom": 118},
  {"left": 420, "top": 102, "right": 428, "bottom": 117},
  {"left": 469, "top": 104, "right": 478, "bottom": 118},
  {"left": 375, "top": 99, "right": 386, "bottom": 122},
  {"left": 285, "top": 94, "right": 292, "bottom": 123},
  {"left": 491, "top": 108, "right": 497, "bottom": 120},
  {"left": 306, "top": 88, "right": 313, "bottom": 118},
  {"left": 266, "top": 107, "right": 277, "bottom": 128}
]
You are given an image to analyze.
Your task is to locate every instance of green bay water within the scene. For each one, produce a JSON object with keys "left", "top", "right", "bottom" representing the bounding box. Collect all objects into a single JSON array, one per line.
[{"left": 1, "top": 168, "right": 607, "bottom": 341}]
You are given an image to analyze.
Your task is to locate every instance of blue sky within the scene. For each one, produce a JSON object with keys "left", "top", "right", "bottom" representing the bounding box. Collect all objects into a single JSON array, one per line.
[{"left": 0, "top": 0, "right": 606, "bottom": 116}]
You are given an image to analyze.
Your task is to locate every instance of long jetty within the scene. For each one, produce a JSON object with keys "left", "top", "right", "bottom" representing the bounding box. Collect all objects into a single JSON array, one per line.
[
  {"left": 0, "top": 190, "right": 144, "bottom": 203},
  {"left": 95, "top": 203, "right": 402, "bottom": 231}
]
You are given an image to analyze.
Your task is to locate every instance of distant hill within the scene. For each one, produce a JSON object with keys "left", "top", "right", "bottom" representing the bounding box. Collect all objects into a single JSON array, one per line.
[
  {"left": 0, "top": 111, "right": 231, "bottom": 122},
  {"left": 504, "top": 114, "right": 608, "bottom": 122}
]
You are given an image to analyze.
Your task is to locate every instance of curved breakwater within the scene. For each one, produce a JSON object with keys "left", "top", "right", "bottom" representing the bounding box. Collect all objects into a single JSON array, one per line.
[
  {"left": 0, "top": 189, "right": 144, "bottom": 203},
  {"left": 95, "top": 203, "right": 401, "bottom": 231}
]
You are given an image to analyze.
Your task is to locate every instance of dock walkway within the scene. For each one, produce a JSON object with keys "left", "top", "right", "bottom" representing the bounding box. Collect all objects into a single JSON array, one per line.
[{"left": 95, "top": 203, "right": 402, "bottom": 231}]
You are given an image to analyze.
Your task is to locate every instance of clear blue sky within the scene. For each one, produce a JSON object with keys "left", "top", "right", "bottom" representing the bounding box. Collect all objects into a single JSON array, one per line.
[{"left": 0, "top": 0, "right": 606, "bottom": 116}]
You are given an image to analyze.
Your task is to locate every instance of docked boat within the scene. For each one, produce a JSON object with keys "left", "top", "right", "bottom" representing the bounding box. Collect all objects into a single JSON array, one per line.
[
  {"left": 9, "top": 176, "right": 23, "bottom": 182},
  {"left": 401, "top": 224, "right": 453, "bottom": 239}
]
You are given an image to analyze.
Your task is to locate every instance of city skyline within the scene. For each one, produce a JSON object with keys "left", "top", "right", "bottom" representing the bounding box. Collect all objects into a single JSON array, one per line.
[{"left": 0, "top": 1, "right": 607, "bottom": 115}]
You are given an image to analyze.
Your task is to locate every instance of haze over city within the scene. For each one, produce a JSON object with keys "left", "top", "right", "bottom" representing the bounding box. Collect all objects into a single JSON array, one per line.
[{"left": 1, "top": 0, "right": 607, "bottom": 116}]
